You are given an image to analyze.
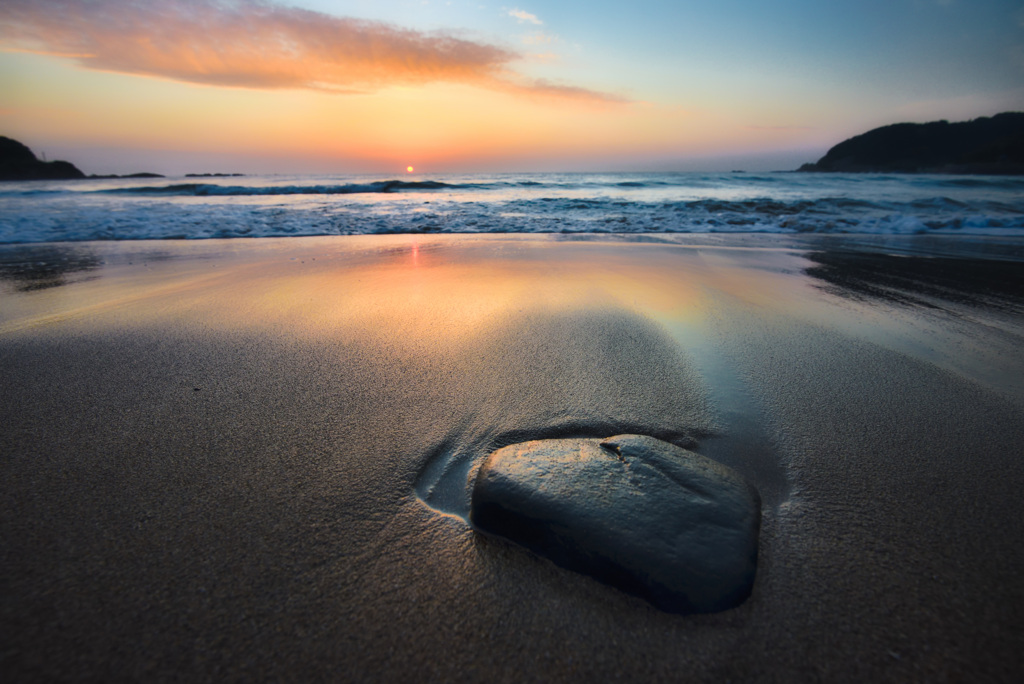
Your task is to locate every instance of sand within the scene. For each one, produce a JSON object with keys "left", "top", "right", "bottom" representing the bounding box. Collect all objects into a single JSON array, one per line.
[{"left": 1, "top": 234, "right": 1023, "bottom": 682}]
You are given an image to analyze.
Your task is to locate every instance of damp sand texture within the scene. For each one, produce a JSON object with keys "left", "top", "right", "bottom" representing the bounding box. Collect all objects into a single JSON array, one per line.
[{"left": 2, "top": 234, "right": 1023, "bottom": 682}]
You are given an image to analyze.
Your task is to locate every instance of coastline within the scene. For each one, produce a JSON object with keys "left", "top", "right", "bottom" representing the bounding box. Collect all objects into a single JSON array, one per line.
[{"left": 2, "top": 233, "right": 1023, "bottom": 681}]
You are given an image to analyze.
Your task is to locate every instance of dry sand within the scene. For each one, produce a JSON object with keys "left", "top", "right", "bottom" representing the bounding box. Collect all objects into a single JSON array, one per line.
[{"left": 2, "top": 234, "right": 1023, "bottom": 682}]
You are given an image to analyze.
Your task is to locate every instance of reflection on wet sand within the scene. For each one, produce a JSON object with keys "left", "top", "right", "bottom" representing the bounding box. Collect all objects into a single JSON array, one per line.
[
  {"left": 0, "top": 235, "right": 797, "bottom": 506},
  {"left": 799, "top": 245, "right": 1024, "bottom": 405},
  {"left": 804, "top": 249, "right": 1024, "bottom": 311},
  {"left": 0, "top": 244, "right": 101, "bottom": 292}
]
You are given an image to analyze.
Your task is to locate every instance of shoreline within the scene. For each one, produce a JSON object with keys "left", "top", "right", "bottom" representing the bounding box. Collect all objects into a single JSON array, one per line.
[{"left": 2, "top": 233, "right": 1022, "bottom": 681}]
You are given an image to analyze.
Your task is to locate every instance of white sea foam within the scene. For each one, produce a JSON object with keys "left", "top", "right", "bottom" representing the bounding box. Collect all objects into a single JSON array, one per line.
[{"left": 1, "top": 172, "right": 1022, "bottom": 243}]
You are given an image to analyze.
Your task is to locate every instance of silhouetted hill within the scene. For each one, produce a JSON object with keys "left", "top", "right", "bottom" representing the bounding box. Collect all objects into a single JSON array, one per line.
[
  {"left": 0, "top": 136, "right": 86, "bottom": 180},
  {"left": 0, "top": 136, "right": 168, "bottom": 180},
  {"left": 799, "top": 112, "right": 1024, "bottom": 174}
]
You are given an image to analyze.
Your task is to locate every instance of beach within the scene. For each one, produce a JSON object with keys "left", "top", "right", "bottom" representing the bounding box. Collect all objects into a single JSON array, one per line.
[{"left": 2, "top": 233, "right": 1023, "bottom": 681}]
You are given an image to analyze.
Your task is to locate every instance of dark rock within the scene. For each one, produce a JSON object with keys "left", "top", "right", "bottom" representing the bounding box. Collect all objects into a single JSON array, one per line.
[
  {"left": 799, "top": 112, "right": 1024, "bottom": 174},
  {"left": 89, "top": 172, "right": 165, "bottom": 179},
  {"left": 0, "top": 136, "right": 86, "bottom": 180},
  {"left": 0, "top": 136, "right": 37, "bottom": 166},
  {"left": 470, "top": 434, "right": 761, "bottom": 614}
]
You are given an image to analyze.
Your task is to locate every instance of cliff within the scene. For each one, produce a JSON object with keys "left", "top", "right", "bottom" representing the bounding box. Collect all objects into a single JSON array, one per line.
[
  {"left": 0, "top": 136, "right": 86, "bottom": 180},
  {"left": 799, "top": 112, "right": 1024, "bottom": 174}
]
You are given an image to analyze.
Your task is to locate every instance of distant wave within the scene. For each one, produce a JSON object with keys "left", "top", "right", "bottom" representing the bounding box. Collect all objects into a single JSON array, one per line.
[
  {"left": 923, "top": 177, "right": 1024, "bottom": 190},
  {"left": 94, "top": 178, "right": 698, "bottom": 197},
  {"left": 5, "top": 172, "right": 1020, "bottom": 200},
  {"left": 98, "top": 179, "right": 466, "bottom": 196},
  {"left": 3, "top": 172, "right": 1023, "bottom": 243},
  {"left": 88, "top": 176, "right": 782, "bottom": 197}
]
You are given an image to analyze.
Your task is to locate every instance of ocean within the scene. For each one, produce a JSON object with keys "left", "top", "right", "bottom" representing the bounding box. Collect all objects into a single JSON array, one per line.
[{"left": 1, "top": 171, "right": 1023, "bottom": 243}]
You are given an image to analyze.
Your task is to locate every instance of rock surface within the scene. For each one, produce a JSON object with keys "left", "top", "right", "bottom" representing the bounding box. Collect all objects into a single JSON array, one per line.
[
  {"left": 470, "top": 434, "right": 761, "bottom": 613},
  {"left": 798, "top": 112, "right": 1024, "bottom": 174}
]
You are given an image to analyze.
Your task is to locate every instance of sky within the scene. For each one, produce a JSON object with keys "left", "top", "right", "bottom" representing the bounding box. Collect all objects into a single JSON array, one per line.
[{"left": 1, "top": 0, "right": 1022, "bottom": 174}]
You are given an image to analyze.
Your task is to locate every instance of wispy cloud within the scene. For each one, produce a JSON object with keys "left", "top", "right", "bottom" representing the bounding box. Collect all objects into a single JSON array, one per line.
[
  {"left": 0, "top": 0, "right": 622, "bottom": 103},
  {"left": 517, "top": 79, "right": 629, "bottom": 104},
  {"left": 522, "top": 31, "right": 557, "bottom": 46},
  {"left": 508, "top": 8, "right": 543, "bottom": 26},
  {"left": 526, "top": 52, "right": 561, "bottom": 65}
]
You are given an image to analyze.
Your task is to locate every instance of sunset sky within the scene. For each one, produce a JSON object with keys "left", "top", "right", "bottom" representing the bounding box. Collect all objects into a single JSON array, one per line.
[{"left": 1, "top": 0, "right": 1021, "bottom": 174}]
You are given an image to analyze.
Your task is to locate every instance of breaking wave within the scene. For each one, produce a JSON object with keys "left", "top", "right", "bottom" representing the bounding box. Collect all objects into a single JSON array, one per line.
[{"left": 2, "top": 171, "right": 1022, "bottom": 243}]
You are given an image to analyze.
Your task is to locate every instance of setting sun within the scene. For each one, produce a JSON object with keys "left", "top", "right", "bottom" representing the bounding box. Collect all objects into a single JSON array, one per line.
[{"left": 406, "top": 166, "right": 414, "bottom": 173}]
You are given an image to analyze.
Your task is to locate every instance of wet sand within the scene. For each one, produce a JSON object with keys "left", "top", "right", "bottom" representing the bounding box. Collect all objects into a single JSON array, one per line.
[{"left": 2, "top": 234, "right": 1023, "bottom": 681}]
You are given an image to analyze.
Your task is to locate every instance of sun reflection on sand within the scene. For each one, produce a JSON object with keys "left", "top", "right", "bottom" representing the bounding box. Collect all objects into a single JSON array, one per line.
[
  {"left": 238, "top": 239, "right": 715, "bottom": 350},
  {"left": 0, "top": 236, "right": 815, "bottom": 345}
]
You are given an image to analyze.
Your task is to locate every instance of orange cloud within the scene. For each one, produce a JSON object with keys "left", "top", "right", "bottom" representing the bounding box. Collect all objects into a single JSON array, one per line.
[{"left": 0, "top": 0, "right": 624, "bottom": 103}]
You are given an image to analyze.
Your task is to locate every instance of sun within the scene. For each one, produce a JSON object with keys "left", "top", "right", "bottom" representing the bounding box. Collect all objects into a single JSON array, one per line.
[{"left": 406, "top": 166, "right": 414, "bottom": 173}]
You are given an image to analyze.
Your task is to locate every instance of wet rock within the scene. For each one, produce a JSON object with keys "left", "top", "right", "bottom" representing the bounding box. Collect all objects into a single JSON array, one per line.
[{"left": 470, "top": 434, "right": 760, "bottom": 613}]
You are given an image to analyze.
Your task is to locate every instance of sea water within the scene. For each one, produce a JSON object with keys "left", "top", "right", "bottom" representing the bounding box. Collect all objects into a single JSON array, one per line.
[{"left": 1, "top": 171, "right": 1022, "bottom": 243}]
